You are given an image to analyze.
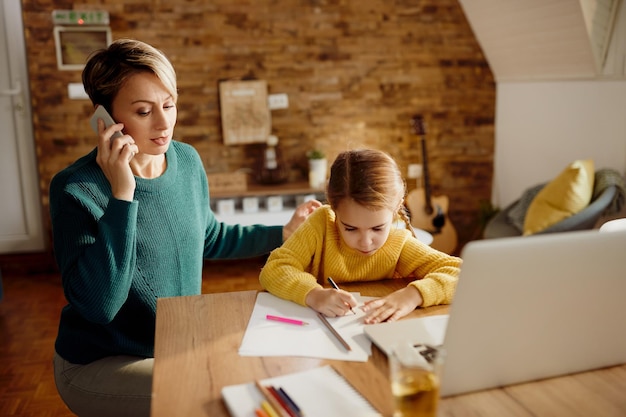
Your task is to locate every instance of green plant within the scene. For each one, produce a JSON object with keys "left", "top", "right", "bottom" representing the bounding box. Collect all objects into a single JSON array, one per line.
[
  {"left": 307, "top": 149, "right": 325, "bottom": 159},
  {"left": 474, "top": 199, "right": 500, "bottom": 240}
]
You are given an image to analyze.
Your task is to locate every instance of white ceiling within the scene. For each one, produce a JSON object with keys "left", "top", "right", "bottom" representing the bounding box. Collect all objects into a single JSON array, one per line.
[{"left": 458, "top": 0, "right": 624, "bottom": 81}]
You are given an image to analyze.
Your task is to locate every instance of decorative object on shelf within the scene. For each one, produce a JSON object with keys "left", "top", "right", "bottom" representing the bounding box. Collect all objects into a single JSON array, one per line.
[
  {"left": 266, "top": 196, "right": 284, "bottom": 212},
  {"left": 242, "top": 197, "right": 259, "bottom": 213},
  {"left": 219, "top": 79, "right": 271, "bottom": 145},
  {"left": 210, "top": 183, "right": 326, "bottom": 226},
  {"left": 207, "top": 172, "right": 248, "bottom": 193},
  {"left": 307, "top": 149, "right": 327, "bottom": 189},
  {"left": 257, "top": 135, "right": 288, "bottom": 185},
  {"left": 296, "top": 194, "right": 319, "bottom": 206},
  {"left": 217, "top": 199, "right": 236, "bottom": 216}
]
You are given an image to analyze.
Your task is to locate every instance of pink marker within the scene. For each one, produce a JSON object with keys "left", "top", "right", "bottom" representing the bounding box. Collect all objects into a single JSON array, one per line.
[{"left": 266, "top": 314, "right": 309, "bottom": 326}]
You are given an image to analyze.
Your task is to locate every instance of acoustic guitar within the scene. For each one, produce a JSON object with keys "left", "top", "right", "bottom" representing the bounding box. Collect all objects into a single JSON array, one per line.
[{"left": 405, "top": 115, "right": 458, "bottom": 254}]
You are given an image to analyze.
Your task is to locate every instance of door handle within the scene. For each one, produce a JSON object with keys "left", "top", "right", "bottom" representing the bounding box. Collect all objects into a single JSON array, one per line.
[{"left": 0, "top": 82, "right": 21, "bottom": 96}]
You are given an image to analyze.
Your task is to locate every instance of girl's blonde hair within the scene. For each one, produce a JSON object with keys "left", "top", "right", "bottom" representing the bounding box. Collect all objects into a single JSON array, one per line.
[
  {"left": 82, "top": 39, "right": 178, "bottom": 113},
  {"left": 326, "top": 149, "right": 416, "bottom": 237}
]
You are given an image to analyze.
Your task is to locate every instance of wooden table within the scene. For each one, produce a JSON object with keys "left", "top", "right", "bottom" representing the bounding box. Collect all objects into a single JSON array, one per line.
[{"left": 151, "top": 281, "right": 626, "bottom": 417}]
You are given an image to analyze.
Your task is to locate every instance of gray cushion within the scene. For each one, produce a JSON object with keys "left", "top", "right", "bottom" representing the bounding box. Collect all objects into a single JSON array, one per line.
[
  {"left": 506, "top": 183, "right": 544, "bottom": 232},
  {"left": 483, "top": 184, "right": 619, "bottom": 239}
]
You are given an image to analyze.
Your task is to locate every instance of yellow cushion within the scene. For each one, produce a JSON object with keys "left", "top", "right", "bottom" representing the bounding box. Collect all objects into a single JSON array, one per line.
[{"left": 523, "top": 160, "right": 595, "bottom": 235}]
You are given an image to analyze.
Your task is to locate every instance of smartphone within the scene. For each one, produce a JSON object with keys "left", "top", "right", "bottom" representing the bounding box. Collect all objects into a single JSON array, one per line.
[{"left": 90, "top": 105, "right": 123, "bottom": 139}]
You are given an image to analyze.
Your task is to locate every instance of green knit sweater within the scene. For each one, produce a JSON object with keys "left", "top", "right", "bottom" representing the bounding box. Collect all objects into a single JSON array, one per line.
[{"left": 50, "top": 141, "right": 282, "bottom": 364}]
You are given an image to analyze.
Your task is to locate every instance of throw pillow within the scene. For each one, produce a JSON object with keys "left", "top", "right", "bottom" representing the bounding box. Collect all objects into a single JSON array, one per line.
[{"left": 523, "top": 159, "right": 595, "bottom": 235}]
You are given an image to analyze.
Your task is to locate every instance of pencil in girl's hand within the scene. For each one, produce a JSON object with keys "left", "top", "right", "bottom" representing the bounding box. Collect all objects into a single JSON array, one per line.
[
  {"left": 327, "top": 277, "right": 355, "bottom": 314},
  {"left": 327, "top": 276, "right": 340, "bottom": 290}
]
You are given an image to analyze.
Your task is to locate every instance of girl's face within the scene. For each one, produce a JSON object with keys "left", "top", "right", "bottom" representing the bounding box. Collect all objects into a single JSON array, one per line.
[
  {"left": 111, "top": 72, "right": 177, "bottom": 156},
  {"left": 334, "top": 199, "right": 395, "bottom": 256}
]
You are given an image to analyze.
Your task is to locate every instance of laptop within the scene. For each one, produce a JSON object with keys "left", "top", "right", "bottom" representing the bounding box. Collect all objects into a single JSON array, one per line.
[{"left": 366, "top": 228, "right": 626, "bottom": 397}]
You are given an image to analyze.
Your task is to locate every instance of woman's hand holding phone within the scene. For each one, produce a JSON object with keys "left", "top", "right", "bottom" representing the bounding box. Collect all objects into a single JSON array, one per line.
[{"left": 92, "top": 106, "right": 138, "bottom": 202}]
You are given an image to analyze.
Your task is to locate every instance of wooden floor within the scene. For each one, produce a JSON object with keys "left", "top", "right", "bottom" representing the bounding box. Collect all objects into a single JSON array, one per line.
[{"left": 0, "top": 257, "right": 266, "bottom": 417}]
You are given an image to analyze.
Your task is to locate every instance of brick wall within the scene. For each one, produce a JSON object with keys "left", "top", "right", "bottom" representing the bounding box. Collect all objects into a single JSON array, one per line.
[{"left": 21, "top": 0, "right": 495, "bottom": 254}]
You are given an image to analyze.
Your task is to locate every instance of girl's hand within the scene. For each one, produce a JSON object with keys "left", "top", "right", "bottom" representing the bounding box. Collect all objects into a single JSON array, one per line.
[
  {"left": 95, "top": 119, "right": 138, "bottom": 202},
  {"left": 305, "top": 288, "right": 357, "bottom": 317},
  {"left": 361, "top": 286, "right": 423, "bottom": 324}
]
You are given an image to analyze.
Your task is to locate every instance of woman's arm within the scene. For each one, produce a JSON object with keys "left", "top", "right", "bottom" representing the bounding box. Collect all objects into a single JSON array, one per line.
[
  {"left": 50, "top": 186, "right": 138, "bottom": 324},
  {"left": 282, "top": 199, "right": 322, "bottom": 241}
]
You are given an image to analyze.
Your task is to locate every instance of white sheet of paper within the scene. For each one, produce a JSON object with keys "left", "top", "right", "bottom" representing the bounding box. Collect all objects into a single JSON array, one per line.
[{"left": 239, "top": 292, "right": 375, "bottom": 362}]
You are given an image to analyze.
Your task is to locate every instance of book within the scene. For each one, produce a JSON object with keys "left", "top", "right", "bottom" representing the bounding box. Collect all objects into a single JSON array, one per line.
[{"left": 221, "top": 365, "right": 381, "bottom": 417}]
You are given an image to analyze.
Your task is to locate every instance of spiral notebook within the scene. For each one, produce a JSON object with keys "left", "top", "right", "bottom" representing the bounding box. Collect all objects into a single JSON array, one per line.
[{"left": 221, "top": 365, "right": 381, "bottom": 417}]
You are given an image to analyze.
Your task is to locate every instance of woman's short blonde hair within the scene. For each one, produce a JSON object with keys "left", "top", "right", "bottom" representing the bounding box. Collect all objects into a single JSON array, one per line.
[{"left": 82, "top": 39, "right": 177, "bottom": 113}]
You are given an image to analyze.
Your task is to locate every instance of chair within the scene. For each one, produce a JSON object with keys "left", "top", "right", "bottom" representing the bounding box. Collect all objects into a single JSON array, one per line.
[{"left": 484, "top": 184, "right": 618, "bottom": 239}]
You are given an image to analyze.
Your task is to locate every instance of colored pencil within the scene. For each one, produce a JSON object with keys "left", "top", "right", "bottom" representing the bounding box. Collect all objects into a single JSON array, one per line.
[
  {"left": 266, "top": 314, "right": 309, "bottom": 326},
  {"left": 267, "top": 386, "right": 301, "bottom": 417},
  {"left": 278, "top": 387, "right": 302, "bottom": 416},
  {"left": 255, "top": 381, "right": 291, "bottom": 417},
  {"left": 261, "top": 400, "right": 280, "bottom": 417},
  {"left": 255, "top": 407, "right": 271, "bottom": 417}
]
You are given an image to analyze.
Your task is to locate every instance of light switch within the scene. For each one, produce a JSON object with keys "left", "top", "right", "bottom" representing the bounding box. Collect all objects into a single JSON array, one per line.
[
  {"left": 68, "top": 83, "right": 89, "bottom": 100},
  {"left": 268, "top": 93, "right": 289, "bottom": 110}
]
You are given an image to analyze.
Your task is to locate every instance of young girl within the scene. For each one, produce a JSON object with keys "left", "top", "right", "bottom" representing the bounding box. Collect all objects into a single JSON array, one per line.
[{"left": 259, "top": 149, "right": 462, "bottom": 324}]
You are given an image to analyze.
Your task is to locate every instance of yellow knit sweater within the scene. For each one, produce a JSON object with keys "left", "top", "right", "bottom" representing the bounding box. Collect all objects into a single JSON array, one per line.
[{"left": 259, "top": 205, "right": 462, "bottom": 307}]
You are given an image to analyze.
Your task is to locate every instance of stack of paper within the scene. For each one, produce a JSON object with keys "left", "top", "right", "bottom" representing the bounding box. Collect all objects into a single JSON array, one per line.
[
  {"left": 222, "top": 365, "right": 382, "bottom": 417},
  {"left": 239, "top": 292, "right": 375, "bottom": 362}
]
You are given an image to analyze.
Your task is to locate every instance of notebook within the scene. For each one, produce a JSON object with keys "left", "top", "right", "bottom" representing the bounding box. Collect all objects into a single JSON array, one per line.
[
  {"left": 439, "top": 228, "right": 626, "bottom": 396},
  {"left": 221, "top": 365, "right": 381, "bottom": 417}
]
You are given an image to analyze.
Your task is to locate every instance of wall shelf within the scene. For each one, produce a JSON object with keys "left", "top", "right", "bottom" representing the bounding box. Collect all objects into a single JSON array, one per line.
[
  {"left": 210, "top": 181, "right": 324, "bottom": 199},
  {"left": 211, "top": 181, "right": 325, "bottom": 226}
]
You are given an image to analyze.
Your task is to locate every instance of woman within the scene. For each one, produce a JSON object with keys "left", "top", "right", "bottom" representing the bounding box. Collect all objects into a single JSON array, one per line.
[{"left": 50, "top": 38, "right": 320, "bottom": 417}]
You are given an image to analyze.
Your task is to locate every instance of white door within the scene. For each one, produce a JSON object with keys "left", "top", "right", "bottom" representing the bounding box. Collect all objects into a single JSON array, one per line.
[{"left": 0, "top": 0, "right": 44, "bottom": 253}]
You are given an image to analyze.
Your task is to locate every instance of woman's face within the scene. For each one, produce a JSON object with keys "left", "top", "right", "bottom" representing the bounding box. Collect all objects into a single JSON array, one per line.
[
  {"left": 111, "top": 72, "right": 177, "bottom": 156},
  {"left": 334, "top": 199, "right": 395, "bottom": 256}
]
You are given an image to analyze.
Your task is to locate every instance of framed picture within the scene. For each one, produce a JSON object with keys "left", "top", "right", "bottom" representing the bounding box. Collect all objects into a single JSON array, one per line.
[
  {"left": 53, "top": 26, "right": 111, "bottom": 71},
  {"left": 219, "top": 80, "right": 271, "bottom": 145}
]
